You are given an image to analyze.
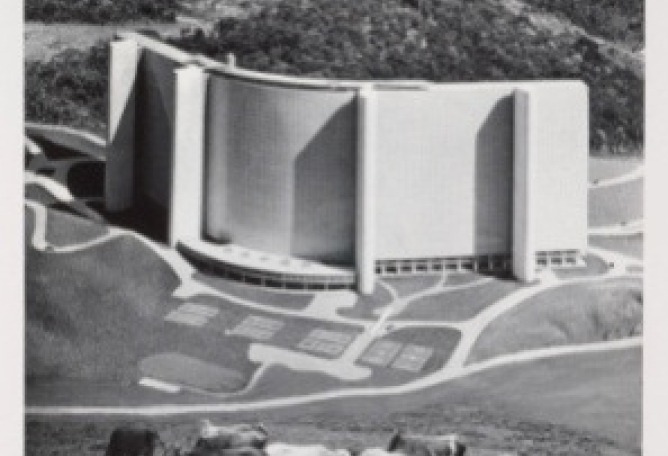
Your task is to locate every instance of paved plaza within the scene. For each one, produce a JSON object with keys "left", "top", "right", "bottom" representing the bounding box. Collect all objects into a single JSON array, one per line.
[
  {"left": 229, "top": 315, "right": 285, "bottom": 341},
  {"left": 297, "top": 328, "right": 355, "bottom": 356},
  {"left": 164, "top": 303, "right": 219, "bottom": 327}
]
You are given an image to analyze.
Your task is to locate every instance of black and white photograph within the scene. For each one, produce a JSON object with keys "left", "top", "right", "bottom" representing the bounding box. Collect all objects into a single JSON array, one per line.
[{"left": 15, "top": 0, "right": 653, "bottom": 454}]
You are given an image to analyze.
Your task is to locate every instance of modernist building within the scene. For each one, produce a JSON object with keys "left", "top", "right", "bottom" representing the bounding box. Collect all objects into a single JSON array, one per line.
[{"left": 105, "top": 32, "right": 588, "bottom": 294}]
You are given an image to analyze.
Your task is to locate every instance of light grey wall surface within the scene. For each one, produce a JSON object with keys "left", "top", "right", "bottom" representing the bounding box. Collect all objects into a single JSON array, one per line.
[
  {"left": 205, "top": 76, "right": 357, "bottom": 264},
  {"left": 526, "top": 81, "right": 588, "bottom": 252},
  {"left": 374, "top": 86, "right": 515, "bottom": 260}
]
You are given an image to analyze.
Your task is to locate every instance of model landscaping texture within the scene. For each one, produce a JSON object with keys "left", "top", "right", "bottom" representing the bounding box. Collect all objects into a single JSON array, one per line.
[
  {"left": 24, "top": 1, "right": 643, "bottom": 453},
  {"left": 25, "top": 102, "right": 642, "bottom": 455}
]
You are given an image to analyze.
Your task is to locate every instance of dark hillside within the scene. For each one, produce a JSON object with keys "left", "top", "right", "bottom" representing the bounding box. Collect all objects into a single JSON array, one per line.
[
  {"left": 171, "top": 0, "right": 642, "bottom": 154},
  {"left": 24, "top": 0, "right": 644, "bottom": 155},
  {"left": 26, "top": 0, "right": 178, "bottom": 24},
  {"left": 520, "top": 0, "right": 644, "bottom": 49}
]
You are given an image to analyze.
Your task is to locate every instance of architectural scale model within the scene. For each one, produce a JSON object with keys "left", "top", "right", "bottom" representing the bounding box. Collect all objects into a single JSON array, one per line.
[{"left": 105, "top": 32, "right": 588, "bottom": 294}]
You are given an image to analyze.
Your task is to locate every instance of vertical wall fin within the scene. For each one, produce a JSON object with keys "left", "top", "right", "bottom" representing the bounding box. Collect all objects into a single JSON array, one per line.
[
  {"left": 105, "top": 39, "right": 140, "bottom": 211},
  {"left": 169, "top": 65, "right": 208, "bottom": 246},
  {"left": 513, "top": 88, "right": 536, "bottom": 282},
  {"left": 356, "top": 87, "right": 377, "bottom": 294}
]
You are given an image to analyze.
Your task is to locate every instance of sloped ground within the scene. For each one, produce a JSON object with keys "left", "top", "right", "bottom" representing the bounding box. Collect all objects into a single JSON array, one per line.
[
  {"left": 23, "top": 2, "right": 644, "bottom": 452},
  {"left": 588, "top": 179, "right": 643, "bottom": 227},
  {"left": 467, "top": 278, "right": 642, "bottom": 364},
  {"left": 25, "top": 347, "right": 641, "bottom": 455},
  {"left": 589, "top": 234, "right": 643, "bottom": 259}
]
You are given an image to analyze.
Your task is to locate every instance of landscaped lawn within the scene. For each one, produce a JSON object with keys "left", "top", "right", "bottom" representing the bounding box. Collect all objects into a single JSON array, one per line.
[
  {"left": 44, "top": 206, "right": 108, "bottom": 247},
  {"left": 238, "top": 326, "right": 461, "bottom": 400},
  {"left": 381, "top": 275, "right": 441, "bottom": 297},
  {"left": 589, "top": 157, "right": 642, "bottom": 183},
  {"left": 589, "top": 234, "right": 643, "bottom": 259},
  {"left": 25, "top": 347, "right": 641, "bottom": 454},
  {"left": 361, "top": 327, "right": 461, "bottom": 382},
  {"left": 25, "top": 184, "right": 59, "bottom": 206},
  {"left": 25, "top": 206, "right": 36, "bottom": 242},
  {"left": 190, "top": 293, "right": 364, "bottom": 359},
  {"left": 588, "top": 178, "right": 643, "bottom": 227},
  {"left": 337, "top": 283, "right": 394, "bottom": 320},
  {"left": 395, "top": 279, "right": 523, "bottom": 322},
  {"left": 26, "top": 231, "right": 265, "bottom": 397},
  {"left": 552, "top": 253, "right": 609, "bottom": 279},
  {"left": 193, "top": 273, "right": 314, "bottom": 311},
  {"left": 467, "top": 277, "right": 642, "bottom": 364}
]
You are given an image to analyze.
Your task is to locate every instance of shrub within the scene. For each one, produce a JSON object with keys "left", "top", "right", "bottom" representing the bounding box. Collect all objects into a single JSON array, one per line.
[
  {"left": 520, "top": 0, "right": 644, "bottom": 50},
  {"left": 170, "top": 0, "right": 643, "bottom": 155},
  {"left": 25, "top": 0, "right": 178, "bottom": 24},
  {"left": 24, "top": 43, "right": 108, "bottom": 135}
]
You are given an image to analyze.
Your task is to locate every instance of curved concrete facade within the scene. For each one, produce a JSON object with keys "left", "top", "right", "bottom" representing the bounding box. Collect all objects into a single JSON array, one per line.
[
  {"left": 105, "top": 32, "right": 589, "bottom": 293},
  {"left": 205, "top": 77, "right": 357, "bottom": 264}
]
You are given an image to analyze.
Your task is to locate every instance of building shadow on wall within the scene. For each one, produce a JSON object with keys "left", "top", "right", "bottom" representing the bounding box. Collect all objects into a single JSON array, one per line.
[
  {"left": 292, "top": 101, "right": 357, "bottom": 267},
  {"left": 473, "top": 95, "right": 514, "bottom": 279},
  {"left": 105, "top": 52, "right": 175, "bottom": 244}
]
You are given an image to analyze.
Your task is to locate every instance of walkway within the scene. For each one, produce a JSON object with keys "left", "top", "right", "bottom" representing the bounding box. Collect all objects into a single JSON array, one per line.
[{"left": 24, "top": 131, "right": 644, "bottom": 414}]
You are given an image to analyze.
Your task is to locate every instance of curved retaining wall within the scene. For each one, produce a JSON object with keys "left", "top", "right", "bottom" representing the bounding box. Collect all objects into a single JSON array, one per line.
[{"left": 105, "top": 32, "right": 589, "bottom": 292}]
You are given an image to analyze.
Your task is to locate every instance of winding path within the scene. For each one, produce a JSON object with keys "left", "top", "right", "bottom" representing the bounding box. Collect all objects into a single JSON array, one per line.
[{"left": 24, "top": 134, "right": 644, "bottom": 415}]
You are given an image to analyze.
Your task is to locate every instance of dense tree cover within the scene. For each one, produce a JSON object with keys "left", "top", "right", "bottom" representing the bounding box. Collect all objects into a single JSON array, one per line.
[
  {"left": 25, "top": 0, "right": 178, "bottom": 24},
  {"left": 25, "top": 44, "right": 108, "bottom": 135},
  {"left": 520, "top": 0, "right": 644, "bottom": 49},
  {"left": 171, "top": 0, "right": 643, "bottom": 154},
  {"left": 24, "top": 0, "right": 643, "bottom": 154}
]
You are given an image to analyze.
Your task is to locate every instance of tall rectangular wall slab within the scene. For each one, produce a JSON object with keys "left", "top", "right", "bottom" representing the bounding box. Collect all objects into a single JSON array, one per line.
[
  {"left": 513, "top": 89, "right": 535, "bottom": 282},
  {"left": 526, "top": 82, "right": 588, "bottom": 253},
  {"left": 374, "top": 84, "right": 516, "bottom": 260},
  {"left": 169, "top": 66, "right": 208, "bottom": 246},
  {"left": 105, "top": 39, "right": 140, "bottom": 211},
  {"left": 513, "top": 82, "right": 588, "bottom": 282},
  {"left": 356, "top": 87, "right": 377, "bottom": 295}
]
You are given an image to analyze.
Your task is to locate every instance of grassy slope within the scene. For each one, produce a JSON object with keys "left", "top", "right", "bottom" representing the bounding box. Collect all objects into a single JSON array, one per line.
[
  {"left": 338, "top": 283, "right": 394, "bottom": 320},
  {"left": 382, "top": 275, "right": 441, "bottom": 298},
  {"left": 26, "top": 231, "right": 259, "bottom": 390},
  {"left": 26, "top": 235, "right": 178, "bottom": 382},
  {"left": 589, "top": 234, "right": 643, "bottom": 259},
  {"left": 245, "top": 326, "right": 461, "bottom": 400},
  {"left": 467, "top": 278, "right": 642, "bottom": 364},
  {"left": 395, "top": 280, "right": 523, "bottom": 322},
  {"left": 44, "top": 207, "right": 108, "bottom": 247},
  {"left": 25, "top": 347, "right": 641, "bottom": 454},
  {"left": 191, "top": 294, "right": 364, "bottom": 342},
  {"left": 588, "top": 179, "right": 644, "bottom": 227},
  {"left": 25, "top": 184, "right": 59, "bottom": 207},
  {"left": 589, "top": 157, "right": 642, "bottom": 182},
  {"left": 193, "top": 272, "right": 314, "bottom": 310}
]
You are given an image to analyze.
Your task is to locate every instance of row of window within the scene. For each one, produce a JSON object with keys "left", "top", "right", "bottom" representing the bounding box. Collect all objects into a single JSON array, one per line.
[
  {"left": 375, "top": 255, "right": 512, "bottom": 276},
  {"left": 180, "top": 246, "right": 355, "bottom": 291},
  {"left": 181, "top": 245, "right": 583, "bottom": 289}
]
